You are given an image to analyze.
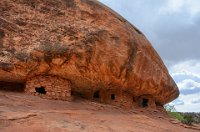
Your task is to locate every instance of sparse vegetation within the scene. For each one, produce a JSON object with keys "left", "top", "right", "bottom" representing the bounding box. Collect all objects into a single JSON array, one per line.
[
  {"left": 164, "top": 104, "right": 199, "bottom": 125},
  {"left": 181, "top": 114, "right": 194, "bottom": 125},
  {"left": 182, "top": 113, "right": 200, "bottom": 124},
  {"left": 167, "top": 111, "right": 185, "bottom": 121}
]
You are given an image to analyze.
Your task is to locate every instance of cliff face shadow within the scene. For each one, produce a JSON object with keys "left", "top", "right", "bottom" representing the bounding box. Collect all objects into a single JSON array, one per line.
[{"left": 0, "top": 81, "right": 25, "bottom": 92}]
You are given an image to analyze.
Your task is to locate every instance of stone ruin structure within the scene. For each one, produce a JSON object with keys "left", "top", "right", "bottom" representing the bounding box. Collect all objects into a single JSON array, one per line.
[
  {"left": 0, "top": 0, "right": 179, "bottom": 109},
  {"left": 25, "top": 75, "right": 71, "bottom": 100}
]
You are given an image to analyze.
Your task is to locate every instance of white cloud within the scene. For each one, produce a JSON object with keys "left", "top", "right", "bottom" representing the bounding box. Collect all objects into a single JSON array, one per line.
[
  {"left": 173, "top": 93, "right": 200, "bottom": 112},
  {"left": 177, "top": 79, "right": 200, "bottom": 90},
  {"left": 192, "top": 99, "right": 200, "bottom": 104},
  {"left": 185, "top": 0, "right": 200, "bottom": 16},
  {"left": 159, "top": 0, "right": 200, "bottom": 16},
  {"left": 159, "top": 0, "right": 184, "bottom": 14},
  {"left": 174, "top": 103, "right": 200, "bottom": 112},
  {"left": 170, "top": 99, "right": 184, "bottom": 106},
  {"left": 171, "top": 71, "right": 200, "bottom": 79},
  {"left": 169, "top": 60, "right": 200, "bottom": 112},
  {"left": 169, "top": 60, "right": 200, "bottom": 75}
]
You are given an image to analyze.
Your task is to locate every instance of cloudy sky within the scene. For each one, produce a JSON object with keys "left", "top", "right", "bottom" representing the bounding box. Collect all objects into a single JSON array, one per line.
[{"left": 99, "top": 0, "right": 200, "bottom": 112}]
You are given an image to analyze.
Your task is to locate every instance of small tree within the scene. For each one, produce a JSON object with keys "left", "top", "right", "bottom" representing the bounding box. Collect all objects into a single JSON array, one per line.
[{"left": 164, "top": 104, "right": 176, "bottom": 112}]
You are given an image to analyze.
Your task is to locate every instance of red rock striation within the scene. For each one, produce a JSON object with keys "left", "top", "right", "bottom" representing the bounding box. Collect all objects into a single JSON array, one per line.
[{"left": 0, "top": 0, "right": 179, "bottom": 109}]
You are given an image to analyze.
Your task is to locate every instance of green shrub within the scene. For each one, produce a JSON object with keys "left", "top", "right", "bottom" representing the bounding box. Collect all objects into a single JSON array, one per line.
[
  {"left": 181, "top": 115, "right": 194, "bottom": 125},
  {"left": 164, "top": 104, "right": 194, "bottom": 125}
]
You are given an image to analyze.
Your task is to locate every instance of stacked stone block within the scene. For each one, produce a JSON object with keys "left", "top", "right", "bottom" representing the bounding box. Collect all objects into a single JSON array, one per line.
[{"left": 25, "top": 75, "right": 71, "bottom": 100}]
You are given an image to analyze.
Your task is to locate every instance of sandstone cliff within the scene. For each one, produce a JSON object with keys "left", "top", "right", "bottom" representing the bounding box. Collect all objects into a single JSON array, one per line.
[{"left": 0, "top": 0, "right": 179, "bottom": 107}]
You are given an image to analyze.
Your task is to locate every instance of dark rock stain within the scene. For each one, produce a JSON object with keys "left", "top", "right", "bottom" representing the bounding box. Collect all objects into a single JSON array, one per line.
[
  {"left": 64, "top": 0, "right": 77, "bottom": 8},
  {"left": 0, "top": 29, "right": 5, "bottom": 48},
  {"left": 0, "top": 62, "right": 14, "bottom": 71},
  {"left": 118, "top": 40, "right": 137, "bottom": 79},
  {"left": 0, "top": 29, "right": 5, "bottom": 39}
]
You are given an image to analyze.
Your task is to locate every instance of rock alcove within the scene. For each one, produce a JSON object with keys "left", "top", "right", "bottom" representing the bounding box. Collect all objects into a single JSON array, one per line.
[{"left": 0, "top": 0, "right": 179, "bottom": 110}]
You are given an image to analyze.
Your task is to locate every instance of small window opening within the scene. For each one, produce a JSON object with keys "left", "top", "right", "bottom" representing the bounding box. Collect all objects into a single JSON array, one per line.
[
  {"left": 35, "top": 86, "right": 46, "bottom": 94},
  {"left": 141, "top": 98, "right": 148, "bottom": 107},
  {"left": 93, "top": 90, "right": 100, "bottom": 99},
  {"left": 111, "top": 94, "right": 115, "bottom": 100}
]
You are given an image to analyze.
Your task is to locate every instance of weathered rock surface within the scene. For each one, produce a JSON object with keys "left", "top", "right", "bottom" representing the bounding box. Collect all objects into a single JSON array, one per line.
[
  {"left": 0, "top": 91, "right": 199, "bottom": 132},
  {"left": 0, "top": 0, "right": 179, "bottom": 106}
]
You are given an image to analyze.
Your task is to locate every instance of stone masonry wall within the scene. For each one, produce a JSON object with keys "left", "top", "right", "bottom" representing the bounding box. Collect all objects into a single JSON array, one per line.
[
  {"left": 137, "top": 95, "right": 156, "bottom": 109},
  {"left": 25, "top": 76, "right": 71, "bottom": 100},
  {"left": 89, "top": 89, "right": 156, "bottom": 109},
  {"left": 24, "top": 75, "right": 157, "bottom": 109}
]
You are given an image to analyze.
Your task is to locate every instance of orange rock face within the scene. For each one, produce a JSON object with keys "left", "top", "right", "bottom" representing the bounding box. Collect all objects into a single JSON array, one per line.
[{"left": 0, "top": 0, "right": 179, "bottom": 108}]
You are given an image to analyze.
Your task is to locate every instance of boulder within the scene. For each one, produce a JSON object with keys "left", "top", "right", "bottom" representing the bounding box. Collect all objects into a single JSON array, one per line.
[{"left": 0, "top": 0, "right": 179, "bottom": 108}]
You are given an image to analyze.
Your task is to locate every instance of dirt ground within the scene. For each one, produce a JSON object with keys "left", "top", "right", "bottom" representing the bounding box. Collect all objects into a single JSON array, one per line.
[{"left": 0, "top": 91, "right": 199, "bottom": 132}]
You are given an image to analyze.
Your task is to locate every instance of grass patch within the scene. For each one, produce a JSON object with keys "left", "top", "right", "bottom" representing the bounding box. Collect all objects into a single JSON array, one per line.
[{"left": 167, "top": 111, "right": 184, "bottom": 121}]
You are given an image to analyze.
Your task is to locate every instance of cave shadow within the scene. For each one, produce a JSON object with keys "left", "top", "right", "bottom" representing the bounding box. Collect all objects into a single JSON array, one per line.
[{"left": 0, "top": 81, "right": 25, "bottom": 92}]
